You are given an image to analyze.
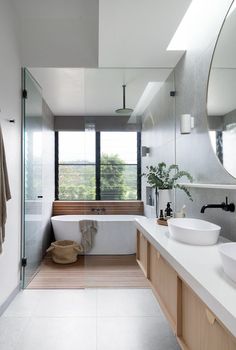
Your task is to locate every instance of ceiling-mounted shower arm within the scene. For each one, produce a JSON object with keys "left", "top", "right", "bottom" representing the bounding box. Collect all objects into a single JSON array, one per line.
[
  {"left": 122, "top": 84, "right": 126, "bottom": 109},
  {"left": 115, "top": 84, "right": 133, "bottom": 115}
]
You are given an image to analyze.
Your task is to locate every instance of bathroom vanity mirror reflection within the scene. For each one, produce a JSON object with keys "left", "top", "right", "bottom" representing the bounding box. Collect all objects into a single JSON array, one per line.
[{"left": 207, "top": 1, "right": 236, "bottom": 178}]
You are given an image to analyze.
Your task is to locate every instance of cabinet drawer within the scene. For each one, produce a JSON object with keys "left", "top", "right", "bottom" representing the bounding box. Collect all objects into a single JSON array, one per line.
[
  {"left": 149, "top": 244, "right": 178, "bottom": 331},
  {"left": 149, "top": 243, "right": 159, "bottom": 289},
  {"left": 136, "top": 230, "right": 149, "bottom": 277},
  {"left": 181, "top": 282, "right": 236, "bottom": 350}
]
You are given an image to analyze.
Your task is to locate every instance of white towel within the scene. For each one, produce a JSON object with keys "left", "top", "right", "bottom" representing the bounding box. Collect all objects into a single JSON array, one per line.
[
  {"left": 0, "top": 125, "right": 11, "bottom": 254},
  {"left": 79, "top": 220, "right": 97, "bottom": 253}
]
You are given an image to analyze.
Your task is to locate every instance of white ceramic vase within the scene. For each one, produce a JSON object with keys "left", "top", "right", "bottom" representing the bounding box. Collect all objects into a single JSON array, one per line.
[{"left": 155, "top": 189, "right": 173, "bottom": 217}]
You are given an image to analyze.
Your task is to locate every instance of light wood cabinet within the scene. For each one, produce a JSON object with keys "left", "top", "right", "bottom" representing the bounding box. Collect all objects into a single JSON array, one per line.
[
  {"left": 136, "top": 229, "right": 236, "bottom": 350},
  {"left": 149, "top": 243, "right": 159, "bottom": 289},
  {"left": 136, "top": 230, "right": 149, "bottom": 277},
  {"left": 149, "top": 244, "right": 178, "bottom": 332},
  {"left": 179, "top": 282, "right": 236, "bottom": 350}
]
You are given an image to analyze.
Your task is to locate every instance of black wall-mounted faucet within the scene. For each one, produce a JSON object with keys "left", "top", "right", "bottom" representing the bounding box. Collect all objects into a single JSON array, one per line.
[
  {"left": 200, "top": 197, "right": 235, "bottom": 213},
  {"left": 91, "top": 207, "right": 106, "bottom": 214}
]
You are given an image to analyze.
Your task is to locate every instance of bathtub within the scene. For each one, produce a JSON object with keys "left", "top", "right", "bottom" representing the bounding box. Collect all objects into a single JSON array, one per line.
[{"left": 51, "top": 215, "right": 144, "bottom": 255}]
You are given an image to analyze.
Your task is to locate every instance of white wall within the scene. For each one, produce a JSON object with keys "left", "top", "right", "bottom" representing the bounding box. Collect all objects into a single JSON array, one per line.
[
  {"left": 13, "top": 0, "right": 99, "bottom": 68},
  {"left": 0, "top": 0, "right": 21, "bottom": 306}
]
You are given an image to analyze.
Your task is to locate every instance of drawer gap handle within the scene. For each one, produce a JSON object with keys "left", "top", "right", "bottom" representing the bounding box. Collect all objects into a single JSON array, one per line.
[{"left": 206, "top": 309, "right": 216, "bottom": 325}]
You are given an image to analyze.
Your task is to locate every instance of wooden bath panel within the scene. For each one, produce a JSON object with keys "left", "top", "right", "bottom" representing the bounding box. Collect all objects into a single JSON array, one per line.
[{"left": 52, "top": 201, "right": 144, "bottom": 216}]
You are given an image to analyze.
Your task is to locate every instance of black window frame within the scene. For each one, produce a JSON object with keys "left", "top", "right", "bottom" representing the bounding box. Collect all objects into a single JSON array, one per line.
[{"left": 55, "top": 131, "right": 141, "bottom": 201}]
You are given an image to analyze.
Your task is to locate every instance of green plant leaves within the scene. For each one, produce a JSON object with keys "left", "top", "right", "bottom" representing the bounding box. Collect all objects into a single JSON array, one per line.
[{"left": 142, "top": 162, "right": 193, "bottom": 200}]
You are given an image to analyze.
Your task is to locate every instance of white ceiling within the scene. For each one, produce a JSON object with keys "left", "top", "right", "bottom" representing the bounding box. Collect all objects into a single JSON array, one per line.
[
  {"left": 212, "top": 5, "right": 236, "bottom": 69},
  {"left": 208, "top": 68, "right": 236, "bottom": 116},
  {"left": 208, "top": 6, "right": 236, "bottom": 116},
  {"left": 29, "top": 68, "right": 171, "bottom": 116},
  {"left": 13, "top": 0, "right": 192, "bottom": 69},
  {"left": 18, "top": 0, "right": 193, "bottom": 116},
  {"left": 12, "top": 0, "right": 99, "bottom": 67},
  {"left": 99, "top": 0, "right": 191, "bottom": 68}
]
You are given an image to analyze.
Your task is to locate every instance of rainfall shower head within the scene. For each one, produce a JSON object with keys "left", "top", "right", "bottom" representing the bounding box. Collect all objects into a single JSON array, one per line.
[{"left": 115, "top": 84, "right": 133, "bottom": 115}]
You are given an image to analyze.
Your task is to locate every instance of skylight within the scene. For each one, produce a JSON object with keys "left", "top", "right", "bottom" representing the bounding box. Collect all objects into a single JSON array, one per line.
[{"left": 167, "top": 0, "right": 197, "bottom": 51}]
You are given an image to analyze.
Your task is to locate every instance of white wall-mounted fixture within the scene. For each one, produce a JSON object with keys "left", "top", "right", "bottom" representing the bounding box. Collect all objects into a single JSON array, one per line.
[
  {"left": 85, "top": 123, "right": 95, "bottom": 131},
  {"left": 142, "top": 146, "right": 150, "bottom": 157},
  {"left": 180, "top": 114, "right": 194, "bottom": 134}
]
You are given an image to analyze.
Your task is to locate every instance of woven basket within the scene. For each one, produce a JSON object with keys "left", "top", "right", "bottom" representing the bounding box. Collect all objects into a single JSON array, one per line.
[{"left": 46, "top": 240, "right": 83, "bottom": 264}]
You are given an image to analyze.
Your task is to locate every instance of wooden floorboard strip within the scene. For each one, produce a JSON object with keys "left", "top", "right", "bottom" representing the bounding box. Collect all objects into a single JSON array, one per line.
[{"left": 27, "top": 254, "right": 150, "bottom": 289}]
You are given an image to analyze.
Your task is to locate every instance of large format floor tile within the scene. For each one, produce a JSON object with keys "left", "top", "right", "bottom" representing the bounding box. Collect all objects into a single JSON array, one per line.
[
  {"left": 17, "top": 317, "right": 97, "bottom": 350},
  {"left": 0, "top": 317, "right": 30, "bottom": 350},
  {"left": 3, "top": 290, "right": 41, "bottom": 317},
  {"left": 97, "top": 317, "right": 180, "bottom": 350},
  {"left": 0, "top": 289, "right": 180, "bottom": 350},
  {"left": 97, "top": 288, "right": 161, "bottom": 317},
  {"left": 33, "top": 289, "right": 97, "bottom": 317}
]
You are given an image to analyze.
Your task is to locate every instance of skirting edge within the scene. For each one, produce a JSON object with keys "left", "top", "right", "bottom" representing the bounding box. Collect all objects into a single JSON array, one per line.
[{"left": 0, "top": 283, "right": 20, "bottom": 316}]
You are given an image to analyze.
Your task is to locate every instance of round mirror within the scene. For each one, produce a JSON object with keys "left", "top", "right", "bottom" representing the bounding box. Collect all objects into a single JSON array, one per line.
[{"left": 207, "top": 1, "right": 236, "bottom": 178}]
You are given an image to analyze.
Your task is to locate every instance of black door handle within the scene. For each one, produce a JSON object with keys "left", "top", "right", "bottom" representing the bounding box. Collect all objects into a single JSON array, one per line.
[{"left": 37, "top": 195, "right": 43, "bottom": 198}]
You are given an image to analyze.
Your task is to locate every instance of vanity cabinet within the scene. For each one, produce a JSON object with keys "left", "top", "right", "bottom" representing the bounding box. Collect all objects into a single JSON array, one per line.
[
  {"left": 149, "top": 244, "right": 178, "bottom": 332},
  {"left": 136, "top": 230, "right": 149, "bottom": 277},
  {"left": 137, "top": 232, "right": 178, "bottom": 332},
  {"left": 136, "top": 230, "right": 236, "bottom": 350},
  {"left": 180, "top": 282, "right": 236, "bottom": 350}
]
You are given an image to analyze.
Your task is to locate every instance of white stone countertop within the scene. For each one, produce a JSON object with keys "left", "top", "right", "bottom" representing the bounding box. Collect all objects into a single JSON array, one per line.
[{"left": 135, "top": 217, "right": 236, "bottom": 338}]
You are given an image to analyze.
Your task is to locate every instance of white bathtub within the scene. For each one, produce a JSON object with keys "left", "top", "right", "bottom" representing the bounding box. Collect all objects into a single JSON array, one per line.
[{"left": 51, "top": 215, "right": 144, "bottom": 255}]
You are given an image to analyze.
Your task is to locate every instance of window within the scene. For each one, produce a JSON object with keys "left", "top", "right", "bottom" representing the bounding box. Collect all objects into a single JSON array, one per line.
[
  {"left": 58, "top": 131, "right": 96, "bottom": 200},
  {"left": 56, "top": 131, "right": 141, "bottom": 200},
  {"left": 100, "top": 132, "right": 138, "bottom": 200}
]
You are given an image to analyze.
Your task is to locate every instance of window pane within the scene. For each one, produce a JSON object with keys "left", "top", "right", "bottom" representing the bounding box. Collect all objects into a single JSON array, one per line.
[
  {"left": 58, "top": 131, "right": 96, "bottom": 200},
  {"left": 59, "top": 165, "right": 95, "bottom": 200},
  {"left": 100, "top": 132, "right": 138, "bottom": 200},
  {"left": 101, "top": 132, "right": 137, "bottom": 164},
  {"left": 100, "top": 164, "right": 137, "bottom": 200},
  {"left": 59, "top": 131, "right": 95, "bottom": 164}
]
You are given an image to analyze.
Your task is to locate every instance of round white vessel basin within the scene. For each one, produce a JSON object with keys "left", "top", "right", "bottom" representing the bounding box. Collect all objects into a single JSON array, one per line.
[
  {"left": 219, "top": 243, "right": 236, "bottom": 283},
  {"left": 168, "top": 218, "right": 221, "bottom": 246}
]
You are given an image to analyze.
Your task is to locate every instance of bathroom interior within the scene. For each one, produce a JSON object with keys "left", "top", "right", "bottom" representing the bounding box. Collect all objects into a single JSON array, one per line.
[{"left": 1, "top": 0, "right": 236, "bottom": 349}]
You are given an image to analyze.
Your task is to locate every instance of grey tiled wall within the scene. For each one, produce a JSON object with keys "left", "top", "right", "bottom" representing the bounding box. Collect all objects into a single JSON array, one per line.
[
  {"left": 174, "top": 0, "right": 236, "bottom": 241},
  {"left": 141, "top": 72, "right": 176, "bottom": 218},
  {"left": 142, "top": 0, "right": 236, "bottom": 241}
]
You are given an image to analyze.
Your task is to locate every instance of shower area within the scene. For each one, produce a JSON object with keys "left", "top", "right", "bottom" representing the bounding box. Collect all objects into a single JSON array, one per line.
[
  {"left": 21, "top": 68, "right": 159, "bottom": 290},
  {"left": 21, "top": 68, "right": 55, "bottom": 288}
]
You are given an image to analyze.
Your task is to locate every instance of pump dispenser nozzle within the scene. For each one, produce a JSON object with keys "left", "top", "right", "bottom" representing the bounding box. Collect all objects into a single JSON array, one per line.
[{"left": 165, "top": 202, "right": 173, "bottom": 218}]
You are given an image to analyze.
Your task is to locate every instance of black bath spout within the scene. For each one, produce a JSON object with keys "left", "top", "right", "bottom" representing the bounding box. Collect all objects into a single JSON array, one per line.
[
  {"left": 91, "top": 207, "right": 106, "bottom": 214},
  {"left": 200, "top": 197, "right": 235, "bottom": 213},
  {"left": 201, "top": 204, "right": 226, "bottom": 213}
]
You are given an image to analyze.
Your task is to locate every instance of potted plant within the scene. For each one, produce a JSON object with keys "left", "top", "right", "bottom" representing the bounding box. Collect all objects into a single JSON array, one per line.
[{"left": 142, "top": 162, "right": 193, "bottom": 217}]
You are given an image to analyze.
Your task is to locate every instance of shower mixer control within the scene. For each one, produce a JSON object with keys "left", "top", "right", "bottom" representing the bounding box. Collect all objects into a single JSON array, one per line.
[{"left": 91, "top": 207, "right": 106, "bottom": 214}]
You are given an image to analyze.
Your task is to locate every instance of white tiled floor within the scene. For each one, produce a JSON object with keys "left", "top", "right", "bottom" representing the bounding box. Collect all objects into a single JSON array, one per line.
[{"left": 0, "top": 289, "right": 180, "bottom": 350}]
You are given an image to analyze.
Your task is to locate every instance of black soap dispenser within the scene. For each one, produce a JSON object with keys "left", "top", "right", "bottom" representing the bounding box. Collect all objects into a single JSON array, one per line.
[{"left": 165, "top": 202, "right": 173, "bottom": 219}]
